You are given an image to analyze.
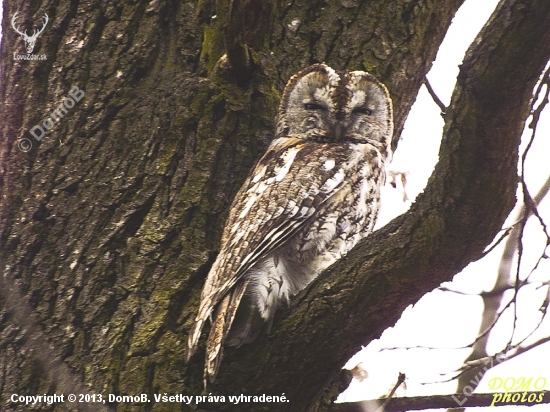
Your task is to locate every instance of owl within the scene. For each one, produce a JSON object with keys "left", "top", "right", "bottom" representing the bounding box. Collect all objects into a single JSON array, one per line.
[{"left": 188, "top": 63, "right": 393, "bottom": 384}]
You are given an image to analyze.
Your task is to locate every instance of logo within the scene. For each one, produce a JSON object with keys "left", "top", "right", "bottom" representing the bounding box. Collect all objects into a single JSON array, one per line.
[
  {"left": 17, "top": 86, "right": 85, "bottom": 152},
  {"left": 12, "top": 11, "right": 48, "bottom": 60}
]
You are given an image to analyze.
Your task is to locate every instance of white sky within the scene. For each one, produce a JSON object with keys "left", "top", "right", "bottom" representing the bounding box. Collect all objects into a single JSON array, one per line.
[
  {"left": 2, "top": 1, "right": 550, "bottom": 411},
  {"left": 342, "top": 0, "right": 550, "bottom": 411}
]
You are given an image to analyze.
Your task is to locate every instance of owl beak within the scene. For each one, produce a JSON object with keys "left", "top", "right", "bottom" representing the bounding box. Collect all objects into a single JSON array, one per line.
[{"left": 332, "top": 122, "right": 347, "bottom": 141}]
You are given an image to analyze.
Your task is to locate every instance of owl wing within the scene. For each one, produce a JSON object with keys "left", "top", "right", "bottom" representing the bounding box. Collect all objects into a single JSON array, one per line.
[
  {"left": 188, "top": 137, "right": 354, "bottom": 361},
  {"left": 207, "top": 138, "right": 353, "bottom": 302}
]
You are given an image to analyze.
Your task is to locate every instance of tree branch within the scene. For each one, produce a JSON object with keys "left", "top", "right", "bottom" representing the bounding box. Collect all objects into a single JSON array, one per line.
[
  {"left": 2, "top": 0, "right": 550, "bottom": 411},
  {"left": 423, "top": 76, "right": 447, "bottom": 114},
  {"left": 330, "top": 391, "right": 550, "bottom": 412},
  {"left": 214, "top": 0, "right": 550, "bottom": 409}
]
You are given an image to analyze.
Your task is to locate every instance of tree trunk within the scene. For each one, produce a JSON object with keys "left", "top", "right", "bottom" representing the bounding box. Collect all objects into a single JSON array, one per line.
[{"left": 1, "top": 1, "right": 549, "bottom": 411}]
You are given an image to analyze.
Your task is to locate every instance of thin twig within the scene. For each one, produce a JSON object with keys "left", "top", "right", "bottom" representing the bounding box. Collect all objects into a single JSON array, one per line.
[
  {"left": 375, "top": 373, "right": 406, "bottom": 412},
  {"left": 423, "top": 77, "right": 447, "bottom": 114}
]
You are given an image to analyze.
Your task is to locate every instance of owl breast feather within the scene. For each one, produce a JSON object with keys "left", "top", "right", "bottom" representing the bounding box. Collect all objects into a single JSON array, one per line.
[{"left": 220, "top": 138, "right": 385, "bottom": 346}]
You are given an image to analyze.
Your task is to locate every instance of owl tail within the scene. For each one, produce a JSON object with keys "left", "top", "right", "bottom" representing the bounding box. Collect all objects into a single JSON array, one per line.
[
  {"left": 187, "top": 307, "right": 209, "bottom": 361},
  {"left": 203, "top": 279, "right": 249, "bottom": 386},
  {"left": 188, "top": 261, "right": 228, "bottom": 362}
]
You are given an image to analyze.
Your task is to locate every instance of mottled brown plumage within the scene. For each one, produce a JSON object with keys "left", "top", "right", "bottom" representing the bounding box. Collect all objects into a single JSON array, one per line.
[{"left": 188, "top": 64, "right": 393, "bottom": 384}]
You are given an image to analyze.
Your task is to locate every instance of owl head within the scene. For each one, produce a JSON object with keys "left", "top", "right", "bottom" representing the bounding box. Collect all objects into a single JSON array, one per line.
[{"left": 276, "top": 64, "right": 393, "bottom": 159}]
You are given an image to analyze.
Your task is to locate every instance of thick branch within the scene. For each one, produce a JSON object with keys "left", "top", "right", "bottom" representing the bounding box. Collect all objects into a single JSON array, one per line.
[{"left": 214, "top": 0, "right": 550, "bottom": 409}]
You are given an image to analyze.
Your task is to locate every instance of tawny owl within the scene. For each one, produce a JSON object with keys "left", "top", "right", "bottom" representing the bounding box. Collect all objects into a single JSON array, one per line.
[{"left": 188, "top": 63, "right": 393, "bottom": 383}]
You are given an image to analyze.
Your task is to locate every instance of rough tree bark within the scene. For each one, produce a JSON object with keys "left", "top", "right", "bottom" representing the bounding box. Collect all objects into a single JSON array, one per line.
[{"left": 1, "top": 0, "right": 549, "bottom": 411}]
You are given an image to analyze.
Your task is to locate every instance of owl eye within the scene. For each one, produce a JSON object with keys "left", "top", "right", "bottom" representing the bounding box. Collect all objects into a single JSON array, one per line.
[
  {"left": 304, "top": 102, "right": 326, "bottom": 111},
  {"left": 352, "top": 106, "right": 373, "bottom": 115}
]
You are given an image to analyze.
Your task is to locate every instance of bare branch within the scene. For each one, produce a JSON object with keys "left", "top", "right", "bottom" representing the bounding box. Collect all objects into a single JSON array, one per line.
[
  {"left": 423, "top": 77, "right": 447, "bottom": 115},
  {"left": 330, "top": 391, "right": 550, "bottom": 412},
  {"left": 375, "top": 373, "right": 406, "bottom": 412}
]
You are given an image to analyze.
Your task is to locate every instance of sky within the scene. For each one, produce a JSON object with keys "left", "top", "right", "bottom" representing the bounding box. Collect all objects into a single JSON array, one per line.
[{"left": 2, "top": 1, "right": 550, "bottom": 411}]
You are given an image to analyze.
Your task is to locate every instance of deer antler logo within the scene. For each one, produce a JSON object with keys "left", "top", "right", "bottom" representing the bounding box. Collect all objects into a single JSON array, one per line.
[{"left": 12, "top": 11, "right": 49, "bottom": 54}]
